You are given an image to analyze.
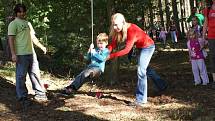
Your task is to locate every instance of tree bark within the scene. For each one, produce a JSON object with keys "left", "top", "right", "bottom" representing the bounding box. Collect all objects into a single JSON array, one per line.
[
  {"left": 172, "top": 0, "right": 181, "bottom": 38},
  {"left": 158, "top": 0, "right": 164, "bottom": 27},
  {"left": 179, "top": 0, "right": 185, "bottom": 37},
  {"left": 104, "top": 0, "right": 119, "bottom": 85},
  {"left": 165, "top": 0, "right": 171, "bottom": 29}
]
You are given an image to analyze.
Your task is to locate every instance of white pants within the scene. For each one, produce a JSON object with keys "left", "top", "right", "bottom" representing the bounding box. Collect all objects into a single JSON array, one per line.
[{"left": 191, "top": 59, "right": 209, "bottom": 85}]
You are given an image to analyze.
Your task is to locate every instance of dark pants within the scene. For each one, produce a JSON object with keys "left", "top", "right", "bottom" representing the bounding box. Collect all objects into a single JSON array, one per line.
[
  {"left": 70, "top": 67, "right": 101, "bottom": 90},
  {"left": 128, "top": 49, "right": 168, "bottom": 92},
  {"left": 16, "top": 55, "right": 33, "bottom": 100},
  {"left": 208, "top": 40, "right": 215, "bottom": 73},
  {"left": 147, "top": 67, "right": 168, "bottom": 91}
]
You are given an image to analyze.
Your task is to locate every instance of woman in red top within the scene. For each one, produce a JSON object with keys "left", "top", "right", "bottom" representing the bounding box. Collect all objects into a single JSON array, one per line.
[
  {"left": 203, "top": 0, "right": 215, "bottom": 84},
  {"left": 107, "top": 13, "right": 155, "bottom": 107}
]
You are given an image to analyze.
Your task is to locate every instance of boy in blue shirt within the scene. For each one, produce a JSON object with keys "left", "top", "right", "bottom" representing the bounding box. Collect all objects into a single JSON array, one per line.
[{"left": 62, "top": 33, "right": 109, "bottom": 95}]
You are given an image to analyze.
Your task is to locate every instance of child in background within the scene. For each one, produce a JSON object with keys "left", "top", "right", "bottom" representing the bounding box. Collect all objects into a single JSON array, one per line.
[
  {"left": 168, "top": 21, "right": 178, "bottom": 48},
  {"left": 159, "top": 27, "right": 168, "bottom": 48},
  {"left": 187, "top": 29, "right": 209, "bottom": 85},
  {"left": 62, "top": 33, "right": 109, "bottom": 95},
  {"left": 191, "top": 16, "right": 202, "bottom": 36}
]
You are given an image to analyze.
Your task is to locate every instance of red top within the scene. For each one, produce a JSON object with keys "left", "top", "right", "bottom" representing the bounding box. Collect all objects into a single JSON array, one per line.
[
  {"left": 108, "top": 24, "right": 154, "bottom": 59},
  {"left": 203, "top": 8, "right": 215, "bottom": 39}
]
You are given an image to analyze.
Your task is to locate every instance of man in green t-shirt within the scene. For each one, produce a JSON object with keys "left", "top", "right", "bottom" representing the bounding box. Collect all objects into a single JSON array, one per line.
[
  {"left": 187, "top": 7, "right": 205, "bottom": 26},
  {"left": 8, "top": 4, "right": 47, "bottom": 108}
]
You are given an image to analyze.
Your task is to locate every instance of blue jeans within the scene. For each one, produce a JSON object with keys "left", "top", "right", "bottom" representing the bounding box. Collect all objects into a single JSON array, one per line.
[
  {"left": 147, "top": 67, "right": 168, "bottom": 91},
  {"left": 16, "top": 55, "right": 33, "bottom": 100},
  {"left": 30, "top": 52, "right": 46, "bottom": 96},
  {"left": 16, "top": 54, "right": 46, "bottom": 100},
  {"left": 170, "top": 31, "right": 177, "bottom": 43},
  {"left": 136, "top": 45, "right": 155, "bottom": 103},
  {"left": 71, "top": 67, "right": 101, "bottom": 90}
]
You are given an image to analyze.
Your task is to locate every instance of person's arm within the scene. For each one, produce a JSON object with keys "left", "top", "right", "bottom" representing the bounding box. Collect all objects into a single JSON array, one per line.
[
  {"left": 107, "top": 37, "right": 117, "bottom": 52},
  {"left": 158, "top": 32, "right": 162, "bottom": 38},
  {"left": 8, "top": 36, "right": 17, "bottom": 62},
  {"left": 28, "top": 22, "right": 47, "bottom": 54},
  {"left": 31, "top": 34, "right": 47, "bottom": 54},
  {"left": 187, "top": 41, "right": 192, "bottom": 62},
  {"left": 8, "top": 22, "right": 17, "bottom": 62},
  {"left": 199, "top": 38, "right": 208, "bottom": 50},
  {"left": 109, "top": 37, "right": 135, "bottom": 60},
  {"left": 92, "top": 48, "right": 110, "bottom": 62},
  {"left": 202, "top": 8, "right": 208, "bottom": 40},
  {"left": 84, "top": 43, "right": 94, "bottom": 60},
  {"left": 202, "top": 16, "right": 208, "bottom": 40}
]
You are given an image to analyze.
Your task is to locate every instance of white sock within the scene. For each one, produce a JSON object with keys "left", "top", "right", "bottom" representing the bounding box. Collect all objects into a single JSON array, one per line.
[{"left": 212, "top": 73, "right": 215, "bottom": 82}]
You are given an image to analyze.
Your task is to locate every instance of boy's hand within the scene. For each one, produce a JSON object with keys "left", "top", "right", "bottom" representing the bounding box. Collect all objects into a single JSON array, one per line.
[
  {"left": 91, "top": 49, "right": 96, "bottom": 54},
  {"left": 90, "top": 43, "right": 94, "bottom": 50}
]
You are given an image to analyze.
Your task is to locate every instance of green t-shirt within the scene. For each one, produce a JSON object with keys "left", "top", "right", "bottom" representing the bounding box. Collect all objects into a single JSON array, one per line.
[
  {"left": 187, "top": 13, "right": 205, "bottom": 26},
  {"left": 8, "top": 18, "right": 33, "bottom": 55}
]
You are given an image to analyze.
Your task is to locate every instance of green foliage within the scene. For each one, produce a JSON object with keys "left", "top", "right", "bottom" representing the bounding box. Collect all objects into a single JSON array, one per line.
[{"left": 0, "top": 0, "right": 193, "bottom": 75}]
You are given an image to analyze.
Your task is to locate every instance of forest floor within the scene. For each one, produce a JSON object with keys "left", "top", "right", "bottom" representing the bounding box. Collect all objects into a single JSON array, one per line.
[{"left": 0, "top": 43, "right": 215, "bottom": 121}]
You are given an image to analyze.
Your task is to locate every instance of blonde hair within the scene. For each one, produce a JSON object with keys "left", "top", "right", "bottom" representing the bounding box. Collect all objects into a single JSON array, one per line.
[
  {"left": 109, "top": 13, "right": 128, "bottom": 43},
  {"left": 97, "top": 33, "right": 108, "bottom": 44},
  {"left": 187, "top": 28, "right": 198, "bottom": 39}
]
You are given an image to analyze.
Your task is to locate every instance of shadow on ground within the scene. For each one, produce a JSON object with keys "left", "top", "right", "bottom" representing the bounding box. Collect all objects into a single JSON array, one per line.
[{"left": 0, "top": 76, "right": 107, "bottom": 121}]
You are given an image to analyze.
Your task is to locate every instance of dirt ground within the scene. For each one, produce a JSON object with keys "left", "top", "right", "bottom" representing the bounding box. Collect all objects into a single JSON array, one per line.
[{"left": 1, "top": 50, "right": 215, "bottom": 121}]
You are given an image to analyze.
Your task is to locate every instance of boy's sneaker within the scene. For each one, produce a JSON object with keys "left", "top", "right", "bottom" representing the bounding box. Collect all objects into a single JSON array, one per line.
[
  {"left": 127, "top": 101, "right": 144, "bottom": 108},
  {"left": 61, "top": 86, "right": 75, "bottom": 96},
  {"left": 34, "top": 94, "right": 48, "bottom": 101}
]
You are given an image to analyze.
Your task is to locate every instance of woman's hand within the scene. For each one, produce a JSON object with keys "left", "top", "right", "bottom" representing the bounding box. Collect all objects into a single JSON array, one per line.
[
  {"left": 203, "top": 34, "right": 207, "bottom": 40},
  {"left": 106, "top": 55, "right": 110, "bottom": 60}
]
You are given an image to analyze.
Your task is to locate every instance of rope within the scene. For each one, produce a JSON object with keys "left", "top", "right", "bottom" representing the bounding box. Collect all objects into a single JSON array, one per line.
[{"left": 91, "top": 0, "right": 94, "bottom": 44}]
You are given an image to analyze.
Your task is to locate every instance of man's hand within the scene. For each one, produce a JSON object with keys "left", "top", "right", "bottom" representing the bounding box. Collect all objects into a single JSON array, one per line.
[
  {"left": 11, "top": 54, "right": 17, "bottom": 62},
  {"left": 41, "top": 46, "right": 47, "bottom": 54}
]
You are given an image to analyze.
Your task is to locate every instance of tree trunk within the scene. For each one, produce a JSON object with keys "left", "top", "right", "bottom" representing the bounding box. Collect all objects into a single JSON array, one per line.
[
  {"left": 179, "top": 0, "right": 186, "bottom": 38},
  {"left": 149, "top": 1, "right": 154, "bottom": 26},
  {"left": 104, "top": 0, "right": 119, "bottom": 85},
  {"left": 158, "top": 0, "right": 164, "bottom": 27},
  {"left": 190, "top": 0, "right": 194, "bottom": 9},
  {"left": 172, "top": 0, "right": 181, "bottom": 38},
  {"left": 165, "top": 0, "right": 171, "bottom": 29}
]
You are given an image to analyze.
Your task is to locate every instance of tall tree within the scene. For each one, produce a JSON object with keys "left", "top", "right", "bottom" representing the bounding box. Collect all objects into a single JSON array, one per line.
[
  {"left": 103, "top": 0, "right": 119, "bottom": 85},
  {"left": 158, "top": 0, "right": 164, "bottom": 27},
  {"left": 190, "top": 0, "right": 195, "bottom": 9},
  {"left": 179, "top": 0, "right": 186, "bottom": 36},
  {"left": 172, "top": 0, "right": 181, "bottom": 37},
  {"left": 165, "top": 0, "right": 171, "bottom": 29},
  {"left": 149, "top": 0, "right": 154, "bottom": 26}
]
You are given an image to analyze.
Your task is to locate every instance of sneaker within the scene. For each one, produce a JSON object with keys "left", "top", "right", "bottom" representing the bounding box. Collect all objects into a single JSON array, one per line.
[
  {"left": 211, "top": 82, "right": 215, "bottom": 89},
  {"left": 61, "top": 86, "right": 75, "bottom": 96},
  {"left": 159, "top": 84, "right": 168, "bottom": 92},
  {"left": 194, "top": 82, "right": 201, "bottom": 86},
  {"left": 34, "top": 94, "right": 48, "bottom": 101},
  {"left": 202, "top": 83, "right": 208, "bottom": 86},
  {"left": 127, "top": 101, "right": 144, "bottom": 108},
  {"left": 18, "top": 97, "right": 32, "bottom": 109}
]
